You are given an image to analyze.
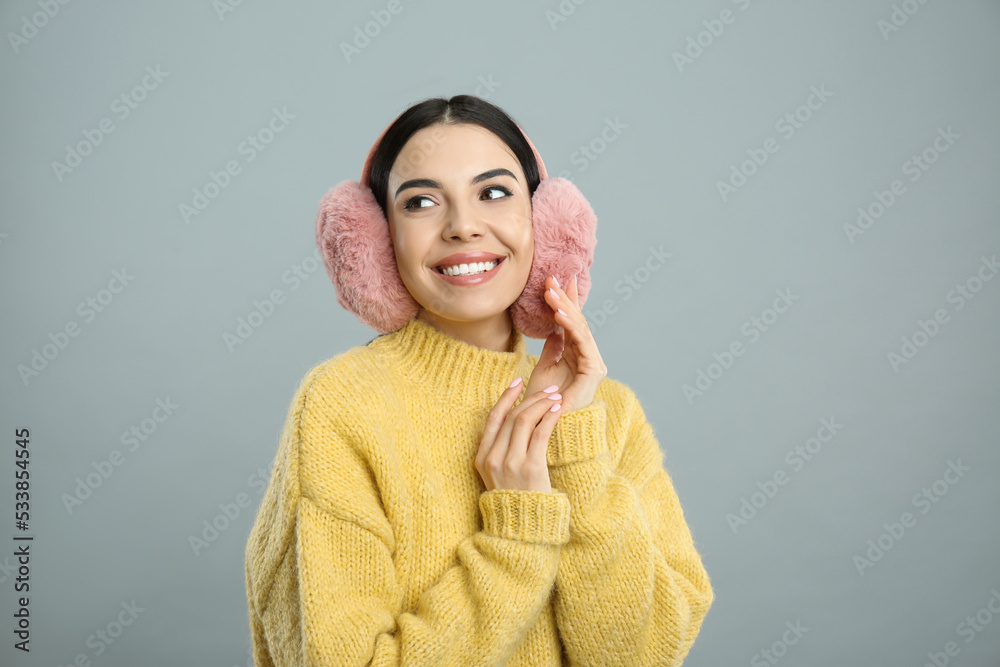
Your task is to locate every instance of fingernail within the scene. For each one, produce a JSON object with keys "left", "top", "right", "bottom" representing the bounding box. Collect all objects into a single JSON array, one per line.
[
  {"left": 552, "top": 275, "right": 560, "bottom": 289},
  {"left": 547, "top": 393, "right": 561, "bottom": 400},
  {"left": 557, "top": 308, "right": 567, "bottom": 316},
  {"left": 548, "top": 288, "right": 560, "bottom": 300},
  {"left": 549, "top": 403, "right": 561, "bottom": 412},
  {"left": 542, "top": 385, "right": 559, "bottom": 393},
  {"left": 509, "top": 377, "right": 522, "bottom": 388}
]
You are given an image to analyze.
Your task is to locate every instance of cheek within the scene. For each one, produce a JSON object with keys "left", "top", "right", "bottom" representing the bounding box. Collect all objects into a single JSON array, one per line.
[
  {"left": 506, "top": 207, "right": 534, "bottom": 240},
  {"left": 390, "top": 228, "right": 427, "bottom": 269},
  {"left": 516, "top": 217, "right": 535, "bottom": 255},
  {"left": 497, "top": 226, "right": 532, "bottom": 259}
]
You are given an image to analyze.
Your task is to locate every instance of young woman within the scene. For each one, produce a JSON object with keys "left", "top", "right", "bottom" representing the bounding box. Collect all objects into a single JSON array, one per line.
[{"left": 244, "top": 95, "right": 714, "bottom": 666}]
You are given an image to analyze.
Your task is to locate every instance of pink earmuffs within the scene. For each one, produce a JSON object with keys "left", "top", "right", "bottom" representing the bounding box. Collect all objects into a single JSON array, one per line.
[{"left": 314, "top": 115, "right": 598, "bottom": 339}]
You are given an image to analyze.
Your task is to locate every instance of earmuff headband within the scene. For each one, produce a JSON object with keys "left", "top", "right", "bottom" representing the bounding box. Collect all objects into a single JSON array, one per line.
[{"left": 359, "top": 118, "right": 549, "bottom": 188}]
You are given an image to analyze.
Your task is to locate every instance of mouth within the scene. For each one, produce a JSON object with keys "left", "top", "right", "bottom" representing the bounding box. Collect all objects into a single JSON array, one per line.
[
  {"left": 430, "top": 256, "right": 507, "bottom": 286},
  {"left": 432, "top": 256, "right": 506, "bottom": 276}
]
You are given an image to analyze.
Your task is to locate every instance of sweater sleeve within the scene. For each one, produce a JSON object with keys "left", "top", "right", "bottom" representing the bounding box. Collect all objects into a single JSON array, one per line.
[
  {"left": 545, "top": 385, "right": 715, "bottom": 666},
  {"left": 244, "top": 366, "right": 573, "bottom": 667}
]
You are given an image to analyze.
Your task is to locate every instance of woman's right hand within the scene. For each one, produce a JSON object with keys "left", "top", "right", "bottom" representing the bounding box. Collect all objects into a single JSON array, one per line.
[{"left": 474, "top": 377, "right": 563, "bottom": 493}]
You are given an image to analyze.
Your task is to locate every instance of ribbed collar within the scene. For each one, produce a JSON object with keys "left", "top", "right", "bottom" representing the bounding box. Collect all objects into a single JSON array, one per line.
[{"left": 369, "top": 316, "right": 531, "bottom": 409}]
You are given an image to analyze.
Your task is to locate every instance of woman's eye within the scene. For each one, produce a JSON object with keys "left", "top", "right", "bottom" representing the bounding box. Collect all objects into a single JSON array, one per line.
[
  {"left": 404, "top": 186, "right": 510, "bottom": 210},
  {"left": 403, "top": 196, "right": 433, "bottom": 210},
  {"left": 481, "top": 186, "right": 512, "bottom": 201}
]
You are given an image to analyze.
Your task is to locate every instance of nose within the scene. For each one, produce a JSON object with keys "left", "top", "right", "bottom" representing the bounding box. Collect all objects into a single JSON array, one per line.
[{"left": 442, "top": 199, "right": 486, "bottom": 241}]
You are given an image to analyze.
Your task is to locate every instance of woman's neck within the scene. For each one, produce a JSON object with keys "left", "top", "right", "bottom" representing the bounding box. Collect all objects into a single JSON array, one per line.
[{"left": 416, "top": 308, "right": 515, "bottom": 353}]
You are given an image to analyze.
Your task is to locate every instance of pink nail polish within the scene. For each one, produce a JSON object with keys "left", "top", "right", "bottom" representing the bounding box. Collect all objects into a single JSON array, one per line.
[
  {"left": 547, "top": 393, "right": 562, "bottom": 400},
  {"left": 509, "top": 377, "right": 522, "bottom": 388},
  {"left": 550, "top": 403, "right": 561, "bottom": 412},
  {"left": 542, "top": 385, "right": 559, "bottom": 393},
  {"left": 557, "top": 308, "right": 567, "bottom": 316},
  {"left": 552, "top": 275, "right": 560, "bottom": 289},
  {"left": 548, "top": 288, "right": 560, "bottom": 300}
]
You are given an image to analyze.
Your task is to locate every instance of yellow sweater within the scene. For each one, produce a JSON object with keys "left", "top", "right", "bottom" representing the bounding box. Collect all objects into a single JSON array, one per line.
[{"left": 244, "top": 316, "right": 713, "bottom": 666}]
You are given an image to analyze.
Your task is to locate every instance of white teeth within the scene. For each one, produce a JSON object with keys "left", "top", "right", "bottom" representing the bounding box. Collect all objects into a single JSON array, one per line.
[{"left": 438, "top": 260, "right": 499, "bottom": 276}]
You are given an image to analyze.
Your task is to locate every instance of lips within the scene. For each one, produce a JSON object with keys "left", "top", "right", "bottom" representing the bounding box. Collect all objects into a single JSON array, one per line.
[
  {"left": 432, "top": 251, "right": 506, "bottom": 270},
  {"left": 433, "top": 257, "right": 504, "bottom": 274},
  {"left": 432, "top": 255, "right": 505, "bottom": 285}
]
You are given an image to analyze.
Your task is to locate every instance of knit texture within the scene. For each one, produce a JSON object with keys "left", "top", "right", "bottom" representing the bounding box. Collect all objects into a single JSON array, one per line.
[{"left": 244, "top": 316, "right": 714, "bottom": 666}]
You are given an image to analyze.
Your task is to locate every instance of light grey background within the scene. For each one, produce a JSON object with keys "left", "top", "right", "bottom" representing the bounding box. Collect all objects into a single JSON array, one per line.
[{"left": 2, "top": 1, "right": 999, "bottom": 665}]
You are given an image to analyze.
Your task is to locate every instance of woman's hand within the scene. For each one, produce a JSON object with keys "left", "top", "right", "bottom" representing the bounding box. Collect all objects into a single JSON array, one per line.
[
  {"left": 475, "top": 380, "right": 564, "bottom": 493},
  {"left": 523, "top": 275, "right": 608, "bottom": 414}
]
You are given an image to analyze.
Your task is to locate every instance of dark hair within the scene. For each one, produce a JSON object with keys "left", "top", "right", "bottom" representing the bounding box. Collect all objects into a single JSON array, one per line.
[{"left": 368, "top": 95, "right": 541, "bottom": 221}]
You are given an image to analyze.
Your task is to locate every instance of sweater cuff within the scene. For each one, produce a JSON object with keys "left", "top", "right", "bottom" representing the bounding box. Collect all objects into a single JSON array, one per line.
[
  {"left": 479, "top": 489, "right": 571, "bottom": 546},
  {"left": 547, "top": 397, "right": 609, "bottom": 466}
]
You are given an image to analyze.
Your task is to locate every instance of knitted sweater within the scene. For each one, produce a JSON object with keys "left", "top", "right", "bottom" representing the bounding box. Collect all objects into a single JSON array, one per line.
[{"left": 244, "top": 316, "right": 714, "bottom": 666}]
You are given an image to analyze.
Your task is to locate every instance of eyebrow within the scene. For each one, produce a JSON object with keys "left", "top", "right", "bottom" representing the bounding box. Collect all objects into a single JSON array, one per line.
[{"left": 394, "top": 168, "right": 517, "bottom": 201}]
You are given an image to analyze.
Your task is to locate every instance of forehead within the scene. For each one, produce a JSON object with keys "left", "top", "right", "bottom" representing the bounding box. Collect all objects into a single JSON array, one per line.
[{"left": 389, "top": 123, "right": 522, "bottom": 184}]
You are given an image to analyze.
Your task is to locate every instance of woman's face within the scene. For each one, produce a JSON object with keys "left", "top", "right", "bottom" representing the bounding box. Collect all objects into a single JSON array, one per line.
[{"left": 385, "top": 122, "right": 534, "bottom": 327}]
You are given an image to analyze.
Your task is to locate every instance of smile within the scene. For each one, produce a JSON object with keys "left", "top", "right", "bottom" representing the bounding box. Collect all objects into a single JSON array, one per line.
[{"left": 431, "top": 257, "right": 505, "bottom": 286}]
